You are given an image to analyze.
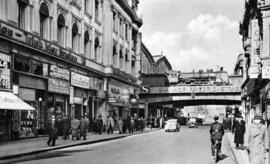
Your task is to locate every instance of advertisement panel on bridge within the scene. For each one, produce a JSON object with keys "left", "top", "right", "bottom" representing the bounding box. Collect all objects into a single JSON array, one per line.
[{"left": 168, "top": 85, "right": 241, "bottom": 94}]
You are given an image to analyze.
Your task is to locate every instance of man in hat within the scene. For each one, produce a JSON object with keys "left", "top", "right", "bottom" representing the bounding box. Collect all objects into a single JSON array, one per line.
[
  {"left": 245, "top": 115, "right": 269, "bottom": 164},
  {"left": 210, "top": 115, "right": 224, "bottom": 159},
  {"left": 232, "top": 114, "right": 245, "bottom": 149},
  {"left": 47, "top": 115, "right": 57, "bottom": 146},
  {"left": 80, "top": 113, "right": 89, "bottom": 140}
]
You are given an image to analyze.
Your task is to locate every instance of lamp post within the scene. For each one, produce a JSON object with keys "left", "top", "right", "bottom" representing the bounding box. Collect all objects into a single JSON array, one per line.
[{"left": 38, "top": 97, "right": 42, "bottom": 133}]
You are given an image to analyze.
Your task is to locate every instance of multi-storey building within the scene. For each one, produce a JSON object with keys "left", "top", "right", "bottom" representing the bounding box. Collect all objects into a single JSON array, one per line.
[
  {"left": 0, "top": 0, "right": 142, "bottom": 141},
  {"left": 102, "top": 0, "right": 142, "bottom": 121}
]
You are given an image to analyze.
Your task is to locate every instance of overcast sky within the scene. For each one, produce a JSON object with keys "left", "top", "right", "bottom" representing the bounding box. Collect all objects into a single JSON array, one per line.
[{"left": 138, "top": 0, "right": 245, "bottom": 74}]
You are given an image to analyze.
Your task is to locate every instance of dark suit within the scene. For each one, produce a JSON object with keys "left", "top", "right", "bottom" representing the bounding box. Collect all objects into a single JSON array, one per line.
[
  {"left": 47, "top": 119, "right": 57, "bottom": 146},
  {"left": 210, "top": 121, "right": 224, "bottom": 154}
]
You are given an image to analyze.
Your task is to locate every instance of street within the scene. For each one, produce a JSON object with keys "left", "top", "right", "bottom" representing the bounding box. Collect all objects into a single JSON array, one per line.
[{"left": 2, "top": 127, "right": 236, "bottom": 164}]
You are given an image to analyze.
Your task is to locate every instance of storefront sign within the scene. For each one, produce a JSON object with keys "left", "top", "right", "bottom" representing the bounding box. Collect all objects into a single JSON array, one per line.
[
  {"left": 0, "top": 21, "right": 77, "bottom": 63},
  {"left": 112, "top": 68, "right": 137, "bottom": 83},
  {"left": 49, "top": 65, "right": 70, "bottom": 81},
  {"left": 168, "top": 85, "right": 241, "bottom": 94},
  {"left": 249, "top": 19, "right": 260, "bottom": 79},
  {"left": 262, "top": 66, "right": 270, "bottom": 79},
  {"left": 0, "top": 53, "right": 10, "bottom": 89},
  {"left": 71, "top": 72, "right": 90, "bottom": 89},
  {"left": 48, "top": 78, "right": 70, "bottom": 95},
  {"left": 108, "top": 84, "right": 122, "bottom": 103}
]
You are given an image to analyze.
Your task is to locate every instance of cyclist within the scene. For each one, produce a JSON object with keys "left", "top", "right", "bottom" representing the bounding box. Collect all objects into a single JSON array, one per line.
[{"left": 210, "top": 116, "right": 224, "bottom": 158}]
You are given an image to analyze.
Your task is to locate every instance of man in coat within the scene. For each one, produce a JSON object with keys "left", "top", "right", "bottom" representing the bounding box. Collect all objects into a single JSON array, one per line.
[
  {"left": 47, "top": 115, "right": 57, "bottom": 146},
  {"left": 106, "top": 115, "right": 114, "bottom": 134},
  {"left": 233, "top": 115, "right": 246, "bottom": 149},
  {"left": 245, "top": 115, "right": 269, "bottom": 164},
  {"left": 96, "top": 115, "right": 103, "bottom": 135},
  {"left": 62, "top": 115, "right": 70, "bottom": 140},
  {"left": 210, "top": 116, "right": 224, "bottom": 157},
  {"left": 118, "top": 118, "right": 124, "bottom": 134},
  {"left": 71, "top": 116, "right": 80, "bottom": 140},
  {"left": 80, "top": 114, "right": 89, "bottom": 140}
]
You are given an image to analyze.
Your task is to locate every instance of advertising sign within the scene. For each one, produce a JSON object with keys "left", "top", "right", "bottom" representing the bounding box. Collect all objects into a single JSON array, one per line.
[
  {"left": 48, "top": 78, "right": 70, "bottom": 95},
  {"left": 49, "top": 65, "right": 70, "bottom": 81},
  {"left": 108, "top": 84, "right": 122, "bottom": 103},
  {"left": 262, "top": 66, "right": 270, "bottom": 79},
  {"left": 168, "top": 85, "right": 241, "bottom": 94},
  {"left": 71, "top": 72, "right": 90, "bottom": 89},
  {"left": 249, "top": 19, "right": 260, "bottom": 79},
  {"left": 0, "top": 53, "right": 10, "bottom": 89}
]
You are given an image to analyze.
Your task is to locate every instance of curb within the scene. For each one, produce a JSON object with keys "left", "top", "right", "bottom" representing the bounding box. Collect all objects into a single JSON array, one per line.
[
  {"left": 224, "top": 133, "right": 239, "bottom": 164},
  {"left": 0, "top": 129, "right": 160, "bottom": 161}
]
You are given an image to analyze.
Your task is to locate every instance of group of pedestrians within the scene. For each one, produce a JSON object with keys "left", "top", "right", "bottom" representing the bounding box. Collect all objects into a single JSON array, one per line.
[
  {"left": 118, "top": 116, "right": 145, "bottom": 134},
  {"left": 222, "top": 113, "right": 270, "bottom": 164}
]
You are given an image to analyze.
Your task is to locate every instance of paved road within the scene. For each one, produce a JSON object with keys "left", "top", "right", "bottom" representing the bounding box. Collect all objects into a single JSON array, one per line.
[{"left": 2, "top": 126, "right": 236, "bottom": 164}]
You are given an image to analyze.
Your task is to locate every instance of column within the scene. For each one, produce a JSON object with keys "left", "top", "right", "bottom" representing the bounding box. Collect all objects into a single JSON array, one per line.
[{"left": 145, "top": 102, "right": 148, "bottom": 119}]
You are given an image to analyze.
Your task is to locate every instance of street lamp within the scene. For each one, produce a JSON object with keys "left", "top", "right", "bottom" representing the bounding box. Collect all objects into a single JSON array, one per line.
[{"left": 38, "top": 97, "right": 42, "bottom": 131}]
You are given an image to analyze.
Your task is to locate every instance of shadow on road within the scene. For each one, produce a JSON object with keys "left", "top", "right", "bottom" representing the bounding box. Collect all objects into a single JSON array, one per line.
[{"left": 0, "top": 149, "right": 93, "bottom": 164}]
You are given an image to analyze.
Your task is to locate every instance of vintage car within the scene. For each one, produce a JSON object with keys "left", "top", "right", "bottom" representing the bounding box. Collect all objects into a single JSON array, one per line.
[
  {"left": 165, "top": 119, "right": 180, "bottom": 132},
  {"left": 188, "top": 117, "right": 198, "bottom": 128}
]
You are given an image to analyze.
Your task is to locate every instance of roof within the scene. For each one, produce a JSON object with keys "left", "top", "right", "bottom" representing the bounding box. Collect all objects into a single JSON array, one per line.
[
  {"left": 141, "top": 43, "right": 155, "bottom": 65},
  {"left": 153, "top": 55, "right": 172, "bottom": 70}
]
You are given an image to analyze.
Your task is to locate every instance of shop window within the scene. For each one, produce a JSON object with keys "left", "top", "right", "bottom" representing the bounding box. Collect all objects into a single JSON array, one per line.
[
  {"left": 32, "top": 60, "right": 48, "bottom": 77},
  {"left": 72, "top": 23, "right": 79, "bottom": 53},
  {"left": 14, "top": 56, "right": 30, "bottom": 73},
  {"left": 84, "top": 31, "right": 91, "bottom": 58},
  {"left": 57, "top": 14, "right": 65, "bottom": 47},
  {"left": 18, "top": 1, "right": 26, "bottom": 29},
  {"left": 39, "top": 3, "right": 50, "bottom": 39},
  {"left": 94, "top": 37, "right": 100, "bottom": 62}
]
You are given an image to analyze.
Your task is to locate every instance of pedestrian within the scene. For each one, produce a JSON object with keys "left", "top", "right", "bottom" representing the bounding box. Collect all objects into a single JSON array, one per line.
[
  {"left": 96, "top": 115, "right": 103, "bottom": 135},
  {"left": 129, "top": 116, "right": 134, "bottom": 134},
  {"left": 233, "top": 115, "right": 245, "bottom": 150},
  {"left": 47, "top": 115, "right": 57, "bottom": 146},
  {"left": 160, "top": 117, "right": 164, "bottom": 129},
  {"left": 210, "top": 116, "right": 224, "bottom": 159},
  {"left": 154, "top": 117, "right": 158, "bottom": 128},
  {"left": 62, "top": 115, "right": 70, "bottom": 140},
  {"left": 118, "top": 118, "right": 124, "bottom": 134},
  {"left": 71, "top": 116, "right": 80, "bottom": 140},
  {"left": 80, "top": 113, "right": 89, "bottom": 140},
  {"left": 244, "top": 115, "right": 269, "bottom": 164},
  {"left": 106, "top": 115, "right": 114, "bottom": 134},
  {"left": 139, "top": 117, "right": 145, "bottom": 132}
]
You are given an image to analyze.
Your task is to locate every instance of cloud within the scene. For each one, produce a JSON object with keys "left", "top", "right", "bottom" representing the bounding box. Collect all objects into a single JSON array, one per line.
[{"left": 142, "top": 14, "right": 242, "bottom": 73}]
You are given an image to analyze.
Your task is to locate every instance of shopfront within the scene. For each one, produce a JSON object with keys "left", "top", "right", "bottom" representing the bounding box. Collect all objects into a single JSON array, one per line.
[{"left": 47, "top": 65, "right": 69, "bottom": 134}]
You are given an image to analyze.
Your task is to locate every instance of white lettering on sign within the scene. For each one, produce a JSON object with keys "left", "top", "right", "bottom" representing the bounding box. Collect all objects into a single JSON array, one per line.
[
  {"left": 49, "top": 65, "right": 70, "bottom": 81},
  {"left": 168, "top": 85, "right": 241, "bottom": 94},
  {"left": 71, "top": 72, "right": 90, "bottom": 89}
]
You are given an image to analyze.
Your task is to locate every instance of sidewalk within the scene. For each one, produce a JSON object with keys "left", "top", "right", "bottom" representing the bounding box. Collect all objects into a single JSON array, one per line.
[
  {"left": 224, "top": 132, "right": 249, "bottom": 164},
  {"left": 0, "top": 128, "right": 159, "bottom": 160}
]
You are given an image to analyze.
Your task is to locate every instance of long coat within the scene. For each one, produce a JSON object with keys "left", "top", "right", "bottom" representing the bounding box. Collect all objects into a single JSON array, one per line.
[
  {"left": 71, "top": 119, "right": 80, "bottom": 137},
  {"left": 80, "top": 118, "right": 89, "bottom": 137},
  {"left": 233, "top": 119, "right": 246, "bottom": 144},
  {"left": 245, "top": 123, "right": 269, "bottom": 164},
  {"left": 47, "top": 119, "right": 57, "bottom": 139}
]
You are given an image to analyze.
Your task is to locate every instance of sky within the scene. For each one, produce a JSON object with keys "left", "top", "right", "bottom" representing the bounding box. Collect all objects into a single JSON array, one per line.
[{"left": 138, "top": 0, "right": 245, "bottom": 74}]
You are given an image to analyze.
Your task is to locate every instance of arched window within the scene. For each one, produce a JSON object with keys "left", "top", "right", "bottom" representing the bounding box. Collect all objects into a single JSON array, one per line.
[
  {"left": 57, "top": 14, "right": 65, "bottom": 46},
  {"left": 112, "top": 44, "right": 117, "bottom": 66},
  {"left": 72, "top": 23, "right": 79, "bottom": 53},
  {"left": 94, "top": 37, "right": 100, "bottom": 62},
  {"left": 84, "top": 31, "right": 91, "bottom": 58},
  {"left": 39, "top": 3, "right": 49, "bottom": 39}
]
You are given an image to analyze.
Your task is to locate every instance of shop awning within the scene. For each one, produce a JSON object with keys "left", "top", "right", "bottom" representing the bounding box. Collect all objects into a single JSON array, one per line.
[{"left": 0, "top": 91, "right": 36, "bottom": 110}]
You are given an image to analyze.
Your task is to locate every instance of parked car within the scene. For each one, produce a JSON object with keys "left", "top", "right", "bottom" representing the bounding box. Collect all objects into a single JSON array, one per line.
[
  {"left": 165, "top": 119, "right": 180, "bottom": 132},
  {"left": 188, "top": 117, "right": 198, "bottom": 128}
]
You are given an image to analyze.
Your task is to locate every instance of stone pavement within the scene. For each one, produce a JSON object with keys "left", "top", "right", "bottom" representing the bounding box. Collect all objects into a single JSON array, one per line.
[
  {"left": 224, "top": 132, "right": 249, "bottom": 164},
  {"left": 0, "top": 128, "right": 159, "bottom": 161}
]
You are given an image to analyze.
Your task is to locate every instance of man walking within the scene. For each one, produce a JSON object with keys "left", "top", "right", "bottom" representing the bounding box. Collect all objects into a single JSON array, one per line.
[
  {"left": 47, "top": 115, "right": 57, "bottom": 146},
  {"left": 80, "top": 114, "right": 89, "bottom": 140},
  {"left": 245, "top": 115, "right": 269, "bottom": 164},
  {"left": 96, "top": 115, "right": 103, "bottom": 135},
  {"left": 210, "top": 116, "right": 224, "bottom": 159},
  {"left": 107, "top": 115, "right": 114, "bottom": 134}
]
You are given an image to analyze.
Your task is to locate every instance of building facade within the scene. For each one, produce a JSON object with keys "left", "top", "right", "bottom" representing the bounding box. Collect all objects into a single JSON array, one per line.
[{"left": 0, "top": 0, "right": 142, "bottom": 141}]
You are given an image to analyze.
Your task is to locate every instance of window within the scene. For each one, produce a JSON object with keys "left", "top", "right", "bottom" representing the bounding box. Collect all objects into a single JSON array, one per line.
[
  {"left": 113, "top": 11, "right": 117, "bottom": 32},
  {"left": 119, "top": 48, "right": 123, "bottom": 69},
  {"left": 125, "top": 23, "right": 128, "bottom": 40},
  {"left": 57, "top": 14, "right": 65, "bottom": 46},
  {"left": 72, "top": 23, "right": 79, "bottom": 53},
  {"left": 119, "top": 18, "right": 122, "bottom": 35},
  {"left": 94, "top": 37, "right": 100, "bottom": 62},
  {"left": 32, "top": 60, "right": 48, "bottom": 77},
  {"left": 125, "top": 51, "right": 129, "bottom": 70},
  {"left": 95, "top": 0, "right": 99, "bottom": 19},
  {"left": 84, "top": 31, "right": 91, "bottom": 58},
  {"left": 131, "top": 56, "right": 136, "bottom": 76},
  {"left": 113, "top": 45, "right": 117, "bottom": 66},
  {"left": 18, "top": 1, "right": 26, "bottom": 29},
  {"left": 14, "top": 56, "right": 30, "bottom": 73},
  {"left": 39, "top": 3, "right": 50, "bottom": 39}
]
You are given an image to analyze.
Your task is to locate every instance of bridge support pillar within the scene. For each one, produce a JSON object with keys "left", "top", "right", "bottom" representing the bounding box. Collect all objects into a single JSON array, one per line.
[{"left": 145, "top": 102, "right": 148, "bottom": 119}]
